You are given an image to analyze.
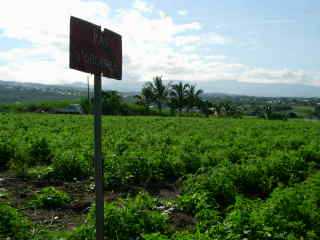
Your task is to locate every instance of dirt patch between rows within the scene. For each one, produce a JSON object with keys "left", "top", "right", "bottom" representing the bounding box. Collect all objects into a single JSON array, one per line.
[{"left": 0, "top": 171, "right": 189, "bottom": 232}]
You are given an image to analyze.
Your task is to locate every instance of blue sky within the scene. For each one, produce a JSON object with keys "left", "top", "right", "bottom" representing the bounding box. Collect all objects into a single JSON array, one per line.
[
  {"left": 152, "top": 0, "right": 320, "bottom": 70},
  {"left": 0, "top": 0, "right": 319, "bottom": 87}
]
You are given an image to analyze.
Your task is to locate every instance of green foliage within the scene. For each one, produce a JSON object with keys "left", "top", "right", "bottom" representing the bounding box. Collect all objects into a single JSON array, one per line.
[
  {"left": 80, "top": 97, "right": 91, "bottom": 114},
  {"left": 9, "top": 147, "right": 32, "bottom": 178},
  {"left": 26, "top": 165, "right": 54, "bottom": 180},
  {"left": 135, "top": 84, "right": 154, "bottom": 111},
  {"left": 250, "top": 173, "right": 320, "bottom": 239},
  {"left": 139, "top": 78, "right": 204, "bottom": 115},
  {"left": 2, "top": 100, "right": 77, "bottom": 113},
  {"left": 9, "top": 139, "right": 53, "bottom": 177},
  {"left": 314, "top": 105, "right": 320, "bottom": 118},
  {"left": 210, "top": 173, "right": 320, "bottom": 239},
  {"left": 143, "top": 231, "right": 212, "bottom": 240},
  {"left": 102, "top": 90, "right": 123, "bottom": 115},
  {"left": 177, "top": 192, "right": 220, "bottom": 231},
  {"left": 53, "top": 150, "right": 91, "bottom": 181},
  {"left": 71, "top": 192, "right": 168, "bottom": 240},
  {"left": 0, "top": 141, "right": 13, "bottom": 170},
  {"left": 183, "top": 164, "right": 237, "bottom": 209},
  {"left": 145, "top": 76, "right": 169, "bottom": 113},
  {"left": 169, "top": 82, "right": 189, "bottom": 114},
  {"left": 177, "top": 192, "right": 213, "bottom": 216},
  {"left": 2, "top": 114, "right": 320, "bottom": 238},
  {"left": 29, "top": 138, "right": 52, "bottom": 165},
  {"left": 31, "top": 231, "right": 71, "bottom": 240},
  {"left": 268, "top": 112, "right": 288, "bottom": 120},
  {"left": 30, "top": 186, "right": 71, "bottom": 209},
  {"left": 0, "top": 204, "right": 31, "bottom": 240},
  {"left": 143, "top": 233, "right": 170, "bottom": 240},
  {"left": 101, "top": 90, "right": 163, "bottom": 116}
]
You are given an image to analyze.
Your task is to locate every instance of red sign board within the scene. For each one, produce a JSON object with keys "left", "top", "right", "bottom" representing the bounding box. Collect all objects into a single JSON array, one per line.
[{"left": 69, "top": 16, "right": 122, "bottom": 80}]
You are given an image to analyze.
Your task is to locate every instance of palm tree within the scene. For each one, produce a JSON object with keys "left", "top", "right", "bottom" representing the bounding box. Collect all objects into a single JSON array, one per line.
[
  {"left": 264, "top": 104, "right": 272, "bottom": 119},
  {"left": 135, "top": 84, "right": 154, "bottom": 111},
  {"left": 102, "top": 91, "right": 122, "bottom": 115},
  {"left": 170, "top": 82, "right": 189, "bottom": 114},
  {"left": 212, "top": 103, "right": 222, "bottom": 116},
  {"left": 186, "top": 85, "right": 203, "bottom": 111},
  {"left": 199, "top": 100, "right": 213, "bottom": 117},
  {"left": 145, "top": 76, "right": 168, "bottom": 113}
]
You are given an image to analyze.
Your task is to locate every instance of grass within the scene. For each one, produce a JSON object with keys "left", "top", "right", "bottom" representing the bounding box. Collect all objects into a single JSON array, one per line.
[{"left": 292, "top": 105, "right": 314, "bottom": 117}]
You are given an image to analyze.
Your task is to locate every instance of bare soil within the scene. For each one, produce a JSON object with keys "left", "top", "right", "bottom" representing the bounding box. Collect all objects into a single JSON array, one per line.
[{"left": 0, "top": 171, "right": 193, "bottom": 232}]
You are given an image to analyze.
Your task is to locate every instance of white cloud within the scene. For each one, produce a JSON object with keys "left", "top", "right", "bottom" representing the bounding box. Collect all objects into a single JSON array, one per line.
[
  {"left": 205, "top": 33, "right": 230, "bottom": 45},
  {"left": 0, "top": 0, "right": 318, "bottom": 88},
  {"left": 178, "top": 10, "right": 188, "bottom": 16},
  {"left": 133, "top": 0, "right": 153, "bottom": 13},
  {"left": 239, "top": 68, "right": 320, "bottom": 85}
]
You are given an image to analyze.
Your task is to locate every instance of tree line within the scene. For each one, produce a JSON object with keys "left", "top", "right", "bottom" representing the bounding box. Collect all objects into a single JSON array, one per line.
[
  {"left": 79, "top": 76, "right": 317, "bottom": 119},
  {"left": 134, "top": 76, "right": 204, "bottom": 115},
  {"left": 134, "top": 76, "right": 246, "bottom": 117},
  {"left": 79, "top": 76, "right": 244, "bottom": 117}
]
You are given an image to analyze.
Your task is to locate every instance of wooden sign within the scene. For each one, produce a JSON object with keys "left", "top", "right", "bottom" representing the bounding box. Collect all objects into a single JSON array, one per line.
[
  {"left": 69, "top": 16, "right": 123, "bottom": 240},
  {"left": 69, "top": 16, "right": 122, "bottom": 80}
]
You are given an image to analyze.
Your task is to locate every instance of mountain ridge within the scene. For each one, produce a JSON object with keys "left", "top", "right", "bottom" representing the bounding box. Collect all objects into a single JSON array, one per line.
[{"left": 0, "top": 80, "right": 320, "bottom": 103}]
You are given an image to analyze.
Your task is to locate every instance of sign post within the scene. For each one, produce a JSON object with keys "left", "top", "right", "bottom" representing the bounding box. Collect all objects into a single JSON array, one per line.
[
  {"left": 94, "top": 73, "right": 103, "bottom": 240},
  {"left": 69, "top": 16, "right": 122, "bottom": 240}
]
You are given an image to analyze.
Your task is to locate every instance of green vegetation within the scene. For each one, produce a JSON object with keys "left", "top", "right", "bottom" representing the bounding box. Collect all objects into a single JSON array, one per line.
[
  {"left": 0, "top": 81, "right": 86, "bottom": 104},
  {"left": 135, "top": 76, "right": 204, "bottom": 115},
  {"left": 0, "top": 204, "right": 31, "bottom": 240},
  {"left": 71, "top": 192, "right": 168, "bottom": 240},
  {"left": 2, "top": 77, "right": 320, "bottom": 120},
  {"left": 0, "top": 99, "right": 77, "bottom": 113},
  {"left": 1, "top": 113, "right": 320, "bottom": 239},
  {"left": 30, "top": 187, "right": 71, "bottom": 209}
]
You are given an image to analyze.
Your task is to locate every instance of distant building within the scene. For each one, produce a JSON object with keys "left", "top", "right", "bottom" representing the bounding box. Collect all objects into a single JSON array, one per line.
[{"left": 54, "top": 104, "right": 84, "bottom": 114}]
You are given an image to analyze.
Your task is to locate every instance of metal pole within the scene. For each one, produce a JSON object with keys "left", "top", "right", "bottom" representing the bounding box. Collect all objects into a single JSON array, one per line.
[
  {"left": 94, "top": 73, "right": 104, "bottom": 240},
  {"left": 87, "top": 75, "right": 90, "bottom": 101}
]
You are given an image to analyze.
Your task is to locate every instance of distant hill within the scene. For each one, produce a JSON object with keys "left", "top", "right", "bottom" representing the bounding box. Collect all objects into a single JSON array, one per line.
[
  {"left": 194, "top": 80, "right": 320, "bottom": 98},
  {"left": 1, "top": 79, "right": 320, "bottom": 104},
  {"left": 0, "top": 80, "right": 88, "bottom": 104},
  {"left": 0, "top": 80, "right": 139, "bottom": 104},
  {"left": 103, "top": 79, "right": 320, "bottom": 98}
]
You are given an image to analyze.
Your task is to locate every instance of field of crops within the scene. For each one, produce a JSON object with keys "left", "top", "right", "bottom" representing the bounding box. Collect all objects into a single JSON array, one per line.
[{"left": 1, "top": 113, "right": 320, "bottom": 239}]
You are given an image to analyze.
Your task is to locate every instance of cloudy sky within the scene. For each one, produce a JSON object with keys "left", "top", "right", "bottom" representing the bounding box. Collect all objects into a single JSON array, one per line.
[{"left": 0, "top": 0, "right": 319, "bottom": 89}]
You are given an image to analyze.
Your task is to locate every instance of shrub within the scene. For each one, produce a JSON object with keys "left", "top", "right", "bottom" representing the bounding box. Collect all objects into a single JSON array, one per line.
[
  {"left": 263, "top": 151, "right": 307, "bottom": 187},
  {"left": 209, "top": 197, "right": 262, "bottom": 239},
  {"left": 31, "top": 186, "right": 71, "bottom": 209},
  {"left": 299, "top": 144, "right": 320, "bottom": 164},
  {"left": 232, "top": 151, "right": 308, "bottom": 197},
  {"left": 232, "top": 163, "right": 266, "bottom": 196},
  {"left": 31, "top": 231, "right": 71, "bottom": 240},
  {"left": 143, "top": 233, "right": 170, "bottom": 240},
  {"left": 9, "top": 148, "right": 31, "bottom": 178},
  {"left": 104, "top": 151, "right": 181, "bottom": 189},
  {"left": 268, "top": 112, "right": 288, "bottom": 120},
  {"left": 143, "top": 231, "right": 213, "bottom": 240},
  {"left": 173, "top": 231, "right": 212, "bottom": 240},
  {"left": 183, "top": 164, "right": 236, "bottom": 209},
  {"left": 0, "top": 142, "right": 13, "bottom": 170},
  {"left": 177, "top": 192, "right": 221, "bottom": 231},
  {"left": 71, "top": 192, "right": 169, "bottom": 240},
  {"left": 0, "top": 204, "right": 31, "bottom": 240},
  {"left": 29, "top": 138, "right": 52, "bottom": 165},
  {"left": 249, "top": 173, "right": 320, "bottom": 239},
  {"left": 177, "top": 192, "right": 212, "bottom": 215},
  {"left": 53, "top": 150, "right": 90, "bottom": 181},
  {"left": 210, "top": 173, "right": 320, "bottom": 240},
  {"left": 27, "top": 166, "right": 54, "bottom": 180}
]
